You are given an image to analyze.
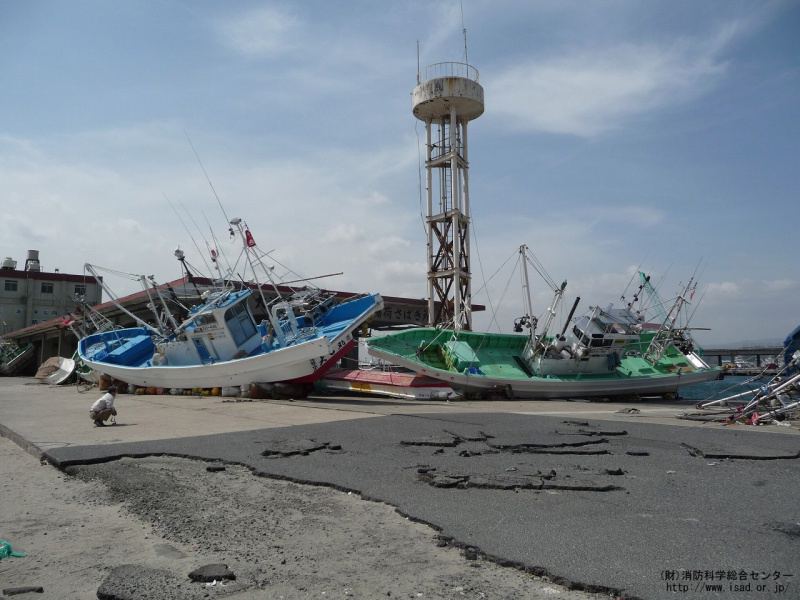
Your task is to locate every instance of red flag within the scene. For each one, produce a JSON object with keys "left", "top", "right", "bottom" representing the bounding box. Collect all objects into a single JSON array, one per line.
[{"left": 245, "top": 229, "right": 256, "bottom": 248}]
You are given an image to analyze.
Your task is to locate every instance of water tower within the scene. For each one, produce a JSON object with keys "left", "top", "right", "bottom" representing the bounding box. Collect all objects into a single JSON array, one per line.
[{"left": 412, "top": 61, "right": 484, "bottom": 331}]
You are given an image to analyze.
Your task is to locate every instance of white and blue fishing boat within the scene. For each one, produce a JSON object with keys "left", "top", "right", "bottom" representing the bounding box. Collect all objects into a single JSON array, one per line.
[{"left": 77, "top": 218, "right": 383, "bottom": 389}]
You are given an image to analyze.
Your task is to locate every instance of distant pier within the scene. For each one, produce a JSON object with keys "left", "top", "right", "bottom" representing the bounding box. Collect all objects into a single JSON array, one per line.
[{"left": 702, "top": 346, "right": 783, "bottom": 376}]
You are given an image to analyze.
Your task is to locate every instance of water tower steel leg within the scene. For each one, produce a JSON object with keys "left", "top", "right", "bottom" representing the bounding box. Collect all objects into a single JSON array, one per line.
[
  {"left": 462, "top": 119, "right": 471, "bottom": 329},
  {"left": 426, "top": 119, "right": 434, "bottom": 327},
  {"left": 449, "top": 108, "right": 460, "bottom": 330}
]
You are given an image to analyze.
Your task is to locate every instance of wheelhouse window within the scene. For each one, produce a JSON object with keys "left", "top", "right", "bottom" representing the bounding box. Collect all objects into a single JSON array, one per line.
[
  {"left": 4, "top": 280, "right": 17, "bottom": 292},
  {"left": 41, "top": 282, "right": 54, "bottom": 294},
  {"left": 194, "top": 313, "right": 218, "bottom": 328},
  {"left": 224, "top": 302, "right": 257, "bottom": 347}
]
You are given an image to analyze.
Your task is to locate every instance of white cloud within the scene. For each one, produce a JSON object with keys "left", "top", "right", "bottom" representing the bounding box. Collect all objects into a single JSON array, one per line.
[
  {"left": 323, "top": 223, "right": 367, "bottom": 244},
  {"left": 216, "top": 6, "right": 298, "bottom": 58},
  {"left": 0, "top": 127, "right": 426, "bottom": 303},
  {"left": 614, "top": 206, "right": 665, "bottom": 227},
  {"left": 706, "top": 281, "right": 742, "bottom": 298},
  {"left": 763, "top": 279, "right": 797, "bottom": 293},
  {"left": 487, "top": 24, "right": 741, "bottom": 137}
]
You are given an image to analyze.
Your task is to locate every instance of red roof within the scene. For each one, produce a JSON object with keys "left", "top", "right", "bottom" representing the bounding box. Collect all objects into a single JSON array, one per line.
[{"left": 5, "top": 274, "right": 484, "bottom": 339}]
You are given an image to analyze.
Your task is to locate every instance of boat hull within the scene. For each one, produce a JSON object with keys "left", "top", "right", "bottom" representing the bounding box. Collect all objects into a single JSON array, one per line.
[
  {"left": 78, "top": 293, "right": 385, "bottom": 389},
  {"left": 367, "top": 327, "right": 722, "bottom": 400},
  {"left": 80, "top": 336, "right": 331, "bottom": 389},
  {"left": 369, "top": 348, "right": 720, "bottom": 398},
  {"left": 317, "top": 367, "right": 456, "bottom": 400},
  {"left": 34, "top": 356, "right": 77, "bottom": 385}
]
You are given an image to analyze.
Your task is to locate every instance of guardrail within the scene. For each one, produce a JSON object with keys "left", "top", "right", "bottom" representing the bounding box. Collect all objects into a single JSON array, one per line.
[{"left": 419, "top": 62, "right": 479, "bottom": 83}]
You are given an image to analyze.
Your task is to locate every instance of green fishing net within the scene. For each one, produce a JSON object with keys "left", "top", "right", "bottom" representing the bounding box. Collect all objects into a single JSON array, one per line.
[{"left": 0, "top": 539, "right": 27, "bottom": 559}]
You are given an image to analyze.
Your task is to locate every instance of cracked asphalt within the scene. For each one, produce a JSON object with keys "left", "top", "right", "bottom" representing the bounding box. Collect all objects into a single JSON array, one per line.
[{"left": 45, "top": 412, "right": 800, "bottom": 599}]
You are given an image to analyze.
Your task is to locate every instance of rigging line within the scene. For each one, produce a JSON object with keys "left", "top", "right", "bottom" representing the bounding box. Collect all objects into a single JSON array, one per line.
[
  {"left": 521, "top": 246, "right": 559, "bottom": 291},
  {"left": 472, "top": 248, "right": 517, "bottom": 298},
  {"left": 228, "top": 246, "right": 247, "bottom": 286},
  {"left": 419, "top": 328, "right": 446, "bottom": 353},
  {"left": 524, "top": 254, "right": 558, "bottom": 292},
  {"left": 620, "top": 262, "right": 643, "bottom": 302},
  {"left": 469, "top": 218, "right": 497, "bottom": 333},
  {"left": 260, "top": 254, "right": 315, "bottom": 293},
  {"left": 184, "top": 130, "right": 231, "bottom": 226},
  {"left": 652, "top": 264, "right": 672, "bottom": 299},
  {"left": 87, "top": 263, "right": 146, "bottom": 281},
  {"left": 181, "top": 200, "right": 233, "bottom": 287},
  {"left": 686, "top": 287, "right": 707, "bottom": 327},
  {"left": 200, "top": 208, "right": 235, "bottom": 284},
  {"left": 421, "top": 315, "right": 457, "bottom": 352},
  {"left": 641, "top": 294, "right": 676, "bottom": 319},
  {"left": 179, "top": 200, "right": 213, "bottom": 258},
  {"left": 487, "top": 254, "right": 520, "bottom": 333},
  {"left": 165, "top": 194, "right": 215, "bottom": 278}
]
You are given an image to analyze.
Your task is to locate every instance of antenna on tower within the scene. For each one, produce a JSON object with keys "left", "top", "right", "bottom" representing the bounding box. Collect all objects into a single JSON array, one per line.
[
  {"left": 416, "top": 40, "right": 421, "bottom": 84},
  {"left": 460, "top": 1, "right": 468, "bottom": 65}
]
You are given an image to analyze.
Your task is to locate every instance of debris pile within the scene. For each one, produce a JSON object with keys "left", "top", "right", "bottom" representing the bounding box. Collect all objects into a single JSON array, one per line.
[{"left": 690, "top": 351, "right": 800, "bottom": 426}]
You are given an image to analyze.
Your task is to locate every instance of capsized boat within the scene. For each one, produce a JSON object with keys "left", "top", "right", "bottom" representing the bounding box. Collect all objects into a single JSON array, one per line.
[
  {"left": 317, "top": 366, "right": 457, "bottom": 400},
  {"left": 77, "top": 217, "right": 383, "bottom": 389},
  {"left": 367, "top": 246, "right": 719, "bottom": 399},
  {"left": 34, "top": 356, "right": 77, "bottom": 385}
]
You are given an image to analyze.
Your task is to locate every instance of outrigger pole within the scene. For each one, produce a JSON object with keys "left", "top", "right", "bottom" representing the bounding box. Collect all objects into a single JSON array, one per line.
[{"left": 84, "top": 264, "right": 164, "bottom": 337}]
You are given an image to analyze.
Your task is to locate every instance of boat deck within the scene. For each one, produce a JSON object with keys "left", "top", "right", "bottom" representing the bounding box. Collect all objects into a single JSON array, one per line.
[{"left": 372, "top": 328, "right": 700, "bottom": 382}]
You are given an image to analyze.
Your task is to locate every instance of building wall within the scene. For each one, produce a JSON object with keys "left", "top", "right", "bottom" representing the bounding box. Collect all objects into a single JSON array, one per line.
[{"left": 0, "top": 269, "right": 102, "bottom": 334}]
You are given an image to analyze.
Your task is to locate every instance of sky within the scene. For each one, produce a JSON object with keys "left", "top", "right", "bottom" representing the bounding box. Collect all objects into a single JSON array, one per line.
[{"left": 1, "top": 0, "right": 798, "bottom": 346}]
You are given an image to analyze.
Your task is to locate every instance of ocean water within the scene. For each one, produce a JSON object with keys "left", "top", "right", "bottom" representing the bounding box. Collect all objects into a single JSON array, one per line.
[{"left": 678, "top": 375, "right": 766, "bottom": 404}]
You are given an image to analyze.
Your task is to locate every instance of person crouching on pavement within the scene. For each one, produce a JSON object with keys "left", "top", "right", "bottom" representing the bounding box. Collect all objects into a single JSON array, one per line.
[{"left": 90, "top": 386, "right": 118, "bottom": 426}]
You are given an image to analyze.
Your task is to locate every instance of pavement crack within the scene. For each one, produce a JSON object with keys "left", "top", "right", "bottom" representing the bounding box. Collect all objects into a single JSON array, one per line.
[
  {"left": 400, "top": 435, "right": 461, "bottom": 447},
  {"left": 417, "top": 468, "right": 622, "bottom": 493},
  {"left": 260, "top": 439, "right": 342, "bottom": 458},
  {"left": 680, "top": 443, "right": 800, "bottom": 461}
]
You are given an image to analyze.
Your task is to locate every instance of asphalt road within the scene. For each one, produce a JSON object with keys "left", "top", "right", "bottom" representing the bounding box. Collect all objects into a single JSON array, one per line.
[{"left": 46, "top": 412, "right": 800, "bottom": 600}]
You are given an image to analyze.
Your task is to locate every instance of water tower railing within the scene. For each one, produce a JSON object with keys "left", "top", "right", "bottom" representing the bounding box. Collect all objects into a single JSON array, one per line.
[{"left": 420, "top": 62, "right": 480, "bottom": 83}]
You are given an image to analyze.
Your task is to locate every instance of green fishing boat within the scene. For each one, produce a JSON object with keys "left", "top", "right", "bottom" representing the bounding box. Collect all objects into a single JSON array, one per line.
[
  {"left": 368, "top": 247, "right": 720, "bottom": 399},
  {"left": 0, "top": 339, "right": 34, "bottom": 376}
]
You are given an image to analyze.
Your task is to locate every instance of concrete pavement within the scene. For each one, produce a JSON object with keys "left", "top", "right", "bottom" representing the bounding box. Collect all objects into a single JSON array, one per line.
[
  {"left": 2, "top": 377, "right": 799, "bottom": 599},
  {"left": 1, "top": 376, "right": 795, "bottom": 457}
]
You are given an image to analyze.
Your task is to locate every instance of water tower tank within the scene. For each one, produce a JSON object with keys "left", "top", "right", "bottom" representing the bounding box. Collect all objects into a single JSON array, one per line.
[
  {"left": 412, "top": 62, "right": 484, "bottom": 122},
  {"left": 25, "top": 249, "right": 41, "bottom": 272}
]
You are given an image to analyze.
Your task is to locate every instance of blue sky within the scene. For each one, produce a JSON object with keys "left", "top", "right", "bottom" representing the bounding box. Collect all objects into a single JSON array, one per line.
[{"left": 1, "top": 0, "right": 798, "bottom": 345}]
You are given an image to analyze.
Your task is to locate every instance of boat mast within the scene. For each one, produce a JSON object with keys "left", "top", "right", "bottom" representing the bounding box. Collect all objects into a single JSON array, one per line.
[
  {"left": 519, "top": 244, "right": 535, "bottom": 341},
  {"left": 520, "top": 245, "right": 566, "bottom": 346},
  {"left": 644, "top": 276, "right": 696, "bottom": 362},
  {"left": 147, "top": 275, "right": 180, "bottom": 332},
  {"left": 539, "top": 280, "right": 567, "bottom": 343},
  {"left": 229, "top": 218, "right": 286, "bottom": 344},
  {"left": 84, "top": 264, "right": 163, "bottom": 337}
]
